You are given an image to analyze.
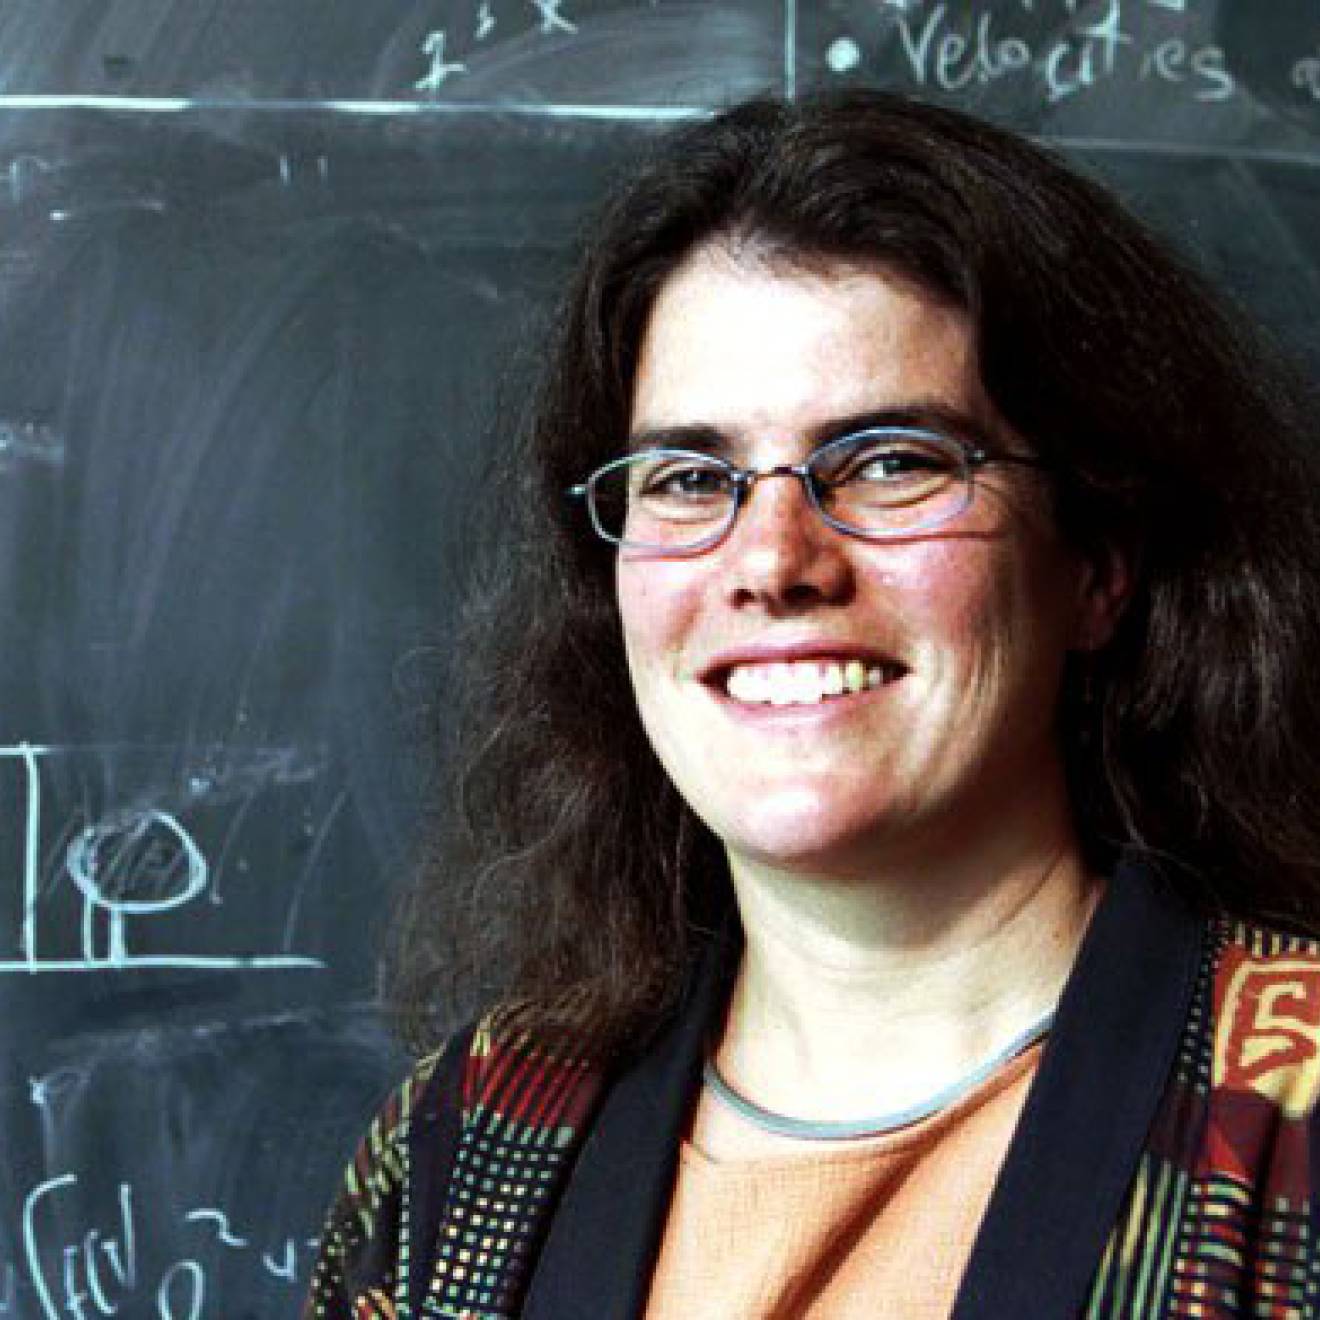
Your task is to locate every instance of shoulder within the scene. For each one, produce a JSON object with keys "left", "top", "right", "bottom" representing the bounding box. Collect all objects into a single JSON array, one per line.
[
  {"left": 316, "top": 1039, "right": 462, "bottom": 1235},
  {"left": 304, "top": 1000, "right": 645, "bottom": 1317},
  {"left": 304, "top": 1022, "right": 486, "bottom": 1318},
  {"left": 457, "top": 998, "right": 613, "bottom": 1134},
  {"left": 1205, "top": 916, "right": 1320, "bottom": 1121},
  {"left": 304, "top": 1042, "right": 460, "bottom": 1319},
  {"left": 1090, "top": 914, "right": 1320, "bottom": 1318},
  {"left": 348, "top": 997, "right": 611, "bottom": 1166},
  {"left": 365, "top": 1042, "right": 453, "bottom": 1149}
]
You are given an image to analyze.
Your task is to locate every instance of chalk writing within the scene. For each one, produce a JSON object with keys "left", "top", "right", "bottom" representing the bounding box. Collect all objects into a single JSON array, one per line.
[
  {"left": 827, "top": 37, "right": 862, "bottom": 74},
  {"left": 892, "top": 7, "right": 1033, "bottom": 92},
  {"left": 416, "top": 0, "right": 582, "bottom": 88},
  {"left": 0, "top": 95, "right": 707, "bottom": 121},
  {"left": 1294, "top": 53, "right": 1320, "bottom": 102},
  {"left": 5, "top": 153, "right": 52, "bottom": 203},
  {"left": 530, "top": 0, "right": 578, "bottom": 36},
  {"left": 183, "top": 1211, "right": 247, "bottom": 1251},
  {"left": 17, "top": 1173, "right": 318, "bottom": 1319},
  {"left": 0, "top": 745, "right": 322, "bottom": 974},
  {"left": 416, "top": 30, "right": 468, "bottom": 91},
  {"left": 837, "top": 0, "right": 1236, "bottom": 106},
  {"left": 1137, "top": 36, "right": 1233, "bottom": 101},
  {"left": 0, "top": 421, "right": 66, "bottom": 468},
  {"left": 883, "top": 0, "right": 1192, "bottom": 11},
  {"left": 0, "top": 0, "right": 1313, "bottom": 126},
  {"left": 0, "top": 1264, "right": 18, "bottom": 1312},
  {"left": 156, "top": 1263, "right": 203, "bottom": 1320},
  {"left": 400, "top": 0, "right": 688, "bottom": 97},
  {"left": 276, "top": 155, "right": 329, "bottom": 187}
]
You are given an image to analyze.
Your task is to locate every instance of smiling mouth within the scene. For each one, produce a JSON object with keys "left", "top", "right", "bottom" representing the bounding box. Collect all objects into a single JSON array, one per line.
[{"left": 722, "top": 659, "right": 906, "bottom": 707}]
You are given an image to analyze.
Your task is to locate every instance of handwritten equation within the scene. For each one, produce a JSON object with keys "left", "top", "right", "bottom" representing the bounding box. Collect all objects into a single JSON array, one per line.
[
  {"left": 416, "top": 0, "right": 603, "bottom": 91},
  {"left": 0, "top": 745, "right": 322, "bottom": 974},
  {"left": 13, "top": 1173, "right": 318, "bottom": 1319}
]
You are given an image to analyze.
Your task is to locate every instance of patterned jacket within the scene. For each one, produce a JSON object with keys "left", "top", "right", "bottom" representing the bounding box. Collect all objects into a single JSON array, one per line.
[{"left": 304, "top": 862, "right": 1320, "bottom": 1318}]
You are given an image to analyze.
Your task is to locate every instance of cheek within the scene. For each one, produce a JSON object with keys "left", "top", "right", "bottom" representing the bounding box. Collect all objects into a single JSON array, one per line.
[
  {"left": 616, "top": 564, "right": 690, "bottom": 686},
  {"left": 615, "top": 569, "right": 703, "bottom": 778},
  {"left": 616, "top": 568, "right": 654, "bottom": 674},
  {"left": 883, "top": 539, "right": 1070, "bottom": 693},
  {"left": 880, "top": 545, "right": 1002, "bottom": 652}
]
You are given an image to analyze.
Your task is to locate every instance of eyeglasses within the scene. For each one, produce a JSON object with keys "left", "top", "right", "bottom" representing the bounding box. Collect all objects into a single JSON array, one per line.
[{"left": 569, "top": 426, "right": 1049, "bottom": 554}]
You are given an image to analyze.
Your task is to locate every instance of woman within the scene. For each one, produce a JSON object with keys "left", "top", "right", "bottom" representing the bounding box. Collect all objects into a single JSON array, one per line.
[{"left": 306, "top": 92, "right": 1320, "bottom": 1318}]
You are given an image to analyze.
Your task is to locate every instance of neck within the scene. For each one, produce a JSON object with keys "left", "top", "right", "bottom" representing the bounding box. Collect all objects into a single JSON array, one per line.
[{"left": 715, "top": 795, "right": 1100, "bottom": 1124}]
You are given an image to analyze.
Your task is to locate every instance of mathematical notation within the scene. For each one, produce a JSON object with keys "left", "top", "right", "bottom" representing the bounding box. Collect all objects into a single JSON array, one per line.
[
  {"left": 415, "top": 0, "right": 593, "bottom": 92},
  {"left": 13, "top": 1173, "right": 318, "bottom": 1320}
]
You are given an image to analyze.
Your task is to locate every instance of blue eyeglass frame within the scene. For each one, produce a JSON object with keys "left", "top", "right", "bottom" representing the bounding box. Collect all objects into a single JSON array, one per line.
[{"left": 567, "top": 426, "right": 1050, "bottom": 554}]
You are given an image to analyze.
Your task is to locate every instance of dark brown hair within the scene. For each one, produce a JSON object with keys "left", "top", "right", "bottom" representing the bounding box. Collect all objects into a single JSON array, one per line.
[{"left": 391, "top": 91, "right": 1320, "bottom": 1056}]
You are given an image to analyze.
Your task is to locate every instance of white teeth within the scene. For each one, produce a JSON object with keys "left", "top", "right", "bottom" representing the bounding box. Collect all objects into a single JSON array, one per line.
[
  {"left": 723, "top": 659, "right": 900, "bottom": 706},
  {"left": 726, "top": 666, "right": 760, "bottom": 703}
]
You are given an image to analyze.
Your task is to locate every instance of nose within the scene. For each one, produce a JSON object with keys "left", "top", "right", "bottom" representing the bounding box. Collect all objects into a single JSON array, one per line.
[{"left": 722, "top": 470, "right": 852, "bottom": 611}]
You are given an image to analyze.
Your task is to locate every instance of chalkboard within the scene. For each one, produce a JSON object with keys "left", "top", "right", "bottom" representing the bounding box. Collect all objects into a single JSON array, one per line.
[{"left": 0, "top": 2, "right": 1317, "bottom": 1316}]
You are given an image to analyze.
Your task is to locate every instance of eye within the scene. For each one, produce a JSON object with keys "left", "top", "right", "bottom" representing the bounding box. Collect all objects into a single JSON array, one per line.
[
  {"left": 634, "top": 457, "right": 733, "bottom": 500},
  {"left": 815, "top": 431, "right": 961, "bottom": 488}
]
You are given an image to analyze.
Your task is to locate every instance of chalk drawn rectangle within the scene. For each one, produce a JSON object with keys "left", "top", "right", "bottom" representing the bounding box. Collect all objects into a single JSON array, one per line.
[{"left": 0, "top": 743, "right": 327, "bottom": 974}]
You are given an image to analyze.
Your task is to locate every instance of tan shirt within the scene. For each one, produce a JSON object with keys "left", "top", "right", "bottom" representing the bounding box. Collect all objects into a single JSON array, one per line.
[{"left": 643, "top": 1043, "right": 1041, "bottom": 1319}]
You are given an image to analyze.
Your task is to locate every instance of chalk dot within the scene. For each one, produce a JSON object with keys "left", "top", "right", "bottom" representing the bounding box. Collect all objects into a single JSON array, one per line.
[{"left": 827, "top": 37, "right": 862, "bottom": 74}]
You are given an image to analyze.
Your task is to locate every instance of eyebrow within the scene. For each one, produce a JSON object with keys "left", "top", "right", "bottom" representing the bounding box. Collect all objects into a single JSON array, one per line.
[
  {"left": 625, "top": 423, "right": 727, "bottom": 455},
  {"left": 625, "top": 402, "right": 996, "bottom": 456}
]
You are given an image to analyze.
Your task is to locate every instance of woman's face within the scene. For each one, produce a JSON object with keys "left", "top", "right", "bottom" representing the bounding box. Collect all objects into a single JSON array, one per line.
[{"left": 616, "top": 245, "right": 1122, "bottom": 880}]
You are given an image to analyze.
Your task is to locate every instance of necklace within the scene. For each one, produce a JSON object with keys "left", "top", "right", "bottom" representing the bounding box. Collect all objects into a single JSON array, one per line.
[{"left": 702, "top": 1007, "right": 1056, "bottom": 1142}]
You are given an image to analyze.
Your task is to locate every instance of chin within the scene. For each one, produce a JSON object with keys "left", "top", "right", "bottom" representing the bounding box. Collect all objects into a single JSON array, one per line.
[{"left": 711, "top": 786, "right": 895, "bottom": 877}]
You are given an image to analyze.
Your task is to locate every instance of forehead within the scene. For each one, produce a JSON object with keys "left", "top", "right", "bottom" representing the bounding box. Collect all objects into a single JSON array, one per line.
[{"left": 631, "top": 245, "right": 986, "bottom": 439}]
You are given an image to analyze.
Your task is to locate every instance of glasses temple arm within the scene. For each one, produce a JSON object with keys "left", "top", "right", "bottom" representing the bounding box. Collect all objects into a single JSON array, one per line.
[{"left": 968, "top": 450, "right": 1052, "bottom": 472}]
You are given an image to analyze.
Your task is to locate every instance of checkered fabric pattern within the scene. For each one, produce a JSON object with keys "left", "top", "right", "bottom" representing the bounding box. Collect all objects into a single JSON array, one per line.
[
  {"left": 305, "top": 1050, "right": 443, "bottom": 1319},
  {"left": 304, "top": 1005, "right": 605, "bottom": 1320}
]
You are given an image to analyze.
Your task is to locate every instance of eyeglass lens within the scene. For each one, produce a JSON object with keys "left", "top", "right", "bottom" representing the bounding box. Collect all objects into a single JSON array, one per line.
[{"left": 589, "top": 429, "right": 971, "bottom": 550}]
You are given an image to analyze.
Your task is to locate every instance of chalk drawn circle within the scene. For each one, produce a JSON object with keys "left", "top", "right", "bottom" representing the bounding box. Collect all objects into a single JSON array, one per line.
[
  {"left": 827, "top": 37, "right": 862, "bottom": 74},
  {"left": 66, "top": 810, "right": 208, "bottom": 914}
]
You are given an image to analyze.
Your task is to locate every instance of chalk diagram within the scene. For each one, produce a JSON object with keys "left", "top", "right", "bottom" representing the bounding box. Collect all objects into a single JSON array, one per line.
[{"left": 0, "top": 744, "right": 323, "bottom": 973}]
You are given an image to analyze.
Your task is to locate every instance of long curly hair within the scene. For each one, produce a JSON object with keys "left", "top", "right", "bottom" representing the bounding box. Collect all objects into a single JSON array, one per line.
[{"left": 390, "top": 91, "right": 1320, "bottom": 1056}]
